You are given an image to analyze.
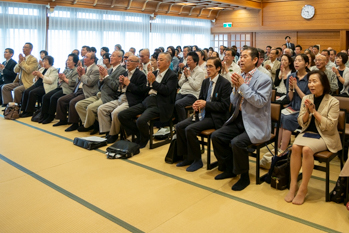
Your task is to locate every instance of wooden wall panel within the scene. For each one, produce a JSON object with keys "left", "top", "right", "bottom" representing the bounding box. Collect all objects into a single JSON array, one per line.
[
  {"left": 297, "top": 31, "right": 341, "bottom": 52},
  {"left": 255, "top": 32, "right": 297, "bottom": 50},
  {"left": 213, "top": 9, "right": 259, "bottom": 30}
]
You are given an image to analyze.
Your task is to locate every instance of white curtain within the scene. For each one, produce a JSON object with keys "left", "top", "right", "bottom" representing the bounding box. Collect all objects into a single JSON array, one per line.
[
  {"left": 0, "top": 2, "right": 46, "bottom": 62},
  {"left": 150, "top": 15, "right": 211, "bottom": 53},
  {"left": 48, "top": 7, "right": 150, "bottom": 71}
]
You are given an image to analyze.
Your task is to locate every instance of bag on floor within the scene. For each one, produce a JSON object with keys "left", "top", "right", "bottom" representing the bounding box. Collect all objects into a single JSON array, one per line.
[
  {"left": 31, "top": 108, "right": 42, "bottom": 122},
  {"left": 330, "top": 177, "right": 348, "bottom": 204},
  {"left": 106, "top": 140, "right": 140, "bottom": 159},
  {"left": 165, "top": 134, "right": 182, "bottom": 164},
  {"left": 4, "top": 102, "right": 20, "bottom": 120},
  {"left": 73, "top": 136, "right": 107, "bottom": 150},
  {"left": 270, "top": 157, "right": 290, "bottom": 190}
]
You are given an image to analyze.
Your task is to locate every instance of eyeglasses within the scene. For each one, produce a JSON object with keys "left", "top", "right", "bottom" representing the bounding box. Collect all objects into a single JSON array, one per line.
[
  {"left": 126, "top": 60, "right": 138, "bottom": 63},
  {"left": 124, "top": 56, "right": 129, "bottom": 59}
]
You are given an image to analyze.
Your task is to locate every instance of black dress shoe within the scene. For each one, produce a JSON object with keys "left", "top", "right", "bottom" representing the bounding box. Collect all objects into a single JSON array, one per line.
[
  {"left": 65, "top": 123, "right": 79, "bottom": 132},
  {"left": 77, "top": 125, "right": 93, "bottom": 132},
  {"left": 53, "top": 120, "right": 68, "bottom": 127},
  {"left": 38, "top": 114, "right": 48, "bottom": 123},
  {"left": 107, "top": 134, "right": 118, "bottom": 144},
  {"left": 2, "top": 104, "right": 7, "bottom": 107},
  {"left": 90, "top": 121, "right": 99, "bottom": 135},
  {"left": 20, "top": 112, "right": 33, "bottom": 118},
  {"left": 42, "top": 115, "right": 55, "bottom": 124}
]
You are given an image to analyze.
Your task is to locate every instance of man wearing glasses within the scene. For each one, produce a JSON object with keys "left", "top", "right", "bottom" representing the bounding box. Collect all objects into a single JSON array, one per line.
[
  {"left": 221, "top": 48, "right": 241, "bottom": 85},
  {"left": 97, "top": 55, "right": 146, "bottom": 143}
]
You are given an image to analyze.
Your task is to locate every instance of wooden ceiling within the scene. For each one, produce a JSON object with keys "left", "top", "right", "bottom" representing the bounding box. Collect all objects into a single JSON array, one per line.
[{"left": 8, "top": 0, "right": 261, "bottom": 19}]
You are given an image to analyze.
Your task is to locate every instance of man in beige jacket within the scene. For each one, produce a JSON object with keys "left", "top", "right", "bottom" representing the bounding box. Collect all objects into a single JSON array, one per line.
[
  {"left": 1, "top": 42, "right": 38, "bottom": 105},
  {"left": 263, "top": 48, "right": 280, "bottom": 84}
]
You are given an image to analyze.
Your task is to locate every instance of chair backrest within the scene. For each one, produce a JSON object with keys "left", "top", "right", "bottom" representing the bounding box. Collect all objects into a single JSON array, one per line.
[
  {"left": 271, "top": 89, "right": 276, "bottom": 102},
  {"left": 271, "top": 102, "right": 281, "bottom": 123},
  {"left": 338, "top": 110, "right": 346, "bottom": 132},
  {"left": 335, "top": 96, "right": 349, "bottom": 113}
]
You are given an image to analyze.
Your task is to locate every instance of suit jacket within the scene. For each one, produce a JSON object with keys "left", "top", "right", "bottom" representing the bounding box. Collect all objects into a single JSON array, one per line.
[
  {"left": 287, "top": 42, "right": 295, "bottom": 52},
  {"left": 231, "top": 69, "right": 272, "bottom": 143},
  {"left": 60, "top": 67, "right": 78, "bottom": 95},
  {"left": 13, "top": 55, "right": 38, "bottom": 89},
  {"left": 263, "top": 59, "right": 280, "bottom": 82},
  {"left": 199, "top": 75, "right": 231, "bottom": 129},
  {"left": 80, "top": 63, "right": 100, "bottom": 98},
  {"left": 145, "top": 69, "right": 178, "bottom": 122},
  {"left": 125, "top": 68, "right": 147, "bottom": 107},
  {"left": 1, "top": 58, "right": 17, "bottom": 83},
  {"left": 99, "top": 65, "right": 126, "bottom": 103},
  {"left": 37, "top": 66, "right": 59, "bottom": 93},
  {"left": 298, "top": 94, "right": 342, "bottom": 153}
]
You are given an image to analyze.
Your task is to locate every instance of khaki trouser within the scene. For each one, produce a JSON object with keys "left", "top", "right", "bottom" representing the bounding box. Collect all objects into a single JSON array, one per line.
[
  {"left": 97, "top": 94, "right": 128, "bottom": 135},
  {"left": 2, "top": 82, "right": 25, "bottom": 104},
  {"left": 75, "top": 96, "right": 103, "bottom": 128}
]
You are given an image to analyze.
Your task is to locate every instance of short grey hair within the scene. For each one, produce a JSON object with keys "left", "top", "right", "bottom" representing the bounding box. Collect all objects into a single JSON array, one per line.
[{"left": 160, "top": 52, "right": 172, "bottom": 62}]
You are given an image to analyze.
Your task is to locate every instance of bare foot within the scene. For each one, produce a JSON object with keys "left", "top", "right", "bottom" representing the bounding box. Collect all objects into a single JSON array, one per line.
[
  {"left": 284, "top": 185, "right": 298, "bottom": 203},
  {"left": 292, "top": 188, "right": 307, "bottom": 205}
]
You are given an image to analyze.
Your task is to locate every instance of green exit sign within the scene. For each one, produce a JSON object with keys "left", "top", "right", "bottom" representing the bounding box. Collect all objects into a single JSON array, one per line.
[{"left": 223, "top": 22, "right": 232, "bottom": 28}]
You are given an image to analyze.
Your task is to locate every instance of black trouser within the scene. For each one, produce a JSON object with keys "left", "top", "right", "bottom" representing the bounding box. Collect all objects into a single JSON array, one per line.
[
  {"left": 118, "top": 96, "right": 160, "bottom": 147},
  {"left": 22, "top": 84, "right": 45, "bottom": 113},
  {"left": 55, "top": 89, "right": 84, "bottom": 123},
  {"left": 211, "top": 112, "right": 252, "bottom": 175},
  {"left": 176, "top": 116, "right": 215, "bottom": 161},
  {"left": 175, "top": 93, "right": 197, "bottom": 122},
  {"left": 42, "top": 88, "right": 65, "bottom": 115}
]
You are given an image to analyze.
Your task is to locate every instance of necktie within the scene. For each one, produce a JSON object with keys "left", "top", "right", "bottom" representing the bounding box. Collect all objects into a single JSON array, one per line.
[
  {"left": 224, "top": 96, "right": 242, "bottom": 126},
  {"left": 200, "top": 80, "right": 213, "bottom": 120}
]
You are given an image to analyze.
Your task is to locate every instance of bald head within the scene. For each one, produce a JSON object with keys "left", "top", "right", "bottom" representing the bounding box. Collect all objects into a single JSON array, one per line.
[
  {"left": 315, "top": 54, "right": 327, "bottom": 71},
  {"left": 140, "top": 48, "right": 150, "bottom": 64},
  {"left": 284, "top": 48, "right": 292, "bottom": 57}
]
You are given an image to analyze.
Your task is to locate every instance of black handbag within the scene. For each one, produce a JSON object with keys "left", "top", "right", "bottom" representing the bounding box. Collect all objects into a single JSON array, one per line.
[
  {"left": 106, "top": 140, "right": 140, "bottom": 159},
  {"left": 73, "top": 137, "right": 107, "bottom": 150},
  {"left": 165, "top": 136, "right": 182, "bottom": 164},
  {"left": 270, "top": 158, "right": 290, "bottom": 190},
  {"left": 330, "top": 177, "right": 348, "bottom": 204},
  {"left": 31, "top": 108, "right": 42, "bottom": 122}
]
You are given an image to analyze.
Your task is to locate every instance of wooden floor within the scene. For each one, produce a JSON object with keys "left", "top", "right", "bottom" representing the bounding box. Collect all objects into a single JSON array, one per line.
[{"left": 0, "top": 108, "right": 348, "bottom": 233}]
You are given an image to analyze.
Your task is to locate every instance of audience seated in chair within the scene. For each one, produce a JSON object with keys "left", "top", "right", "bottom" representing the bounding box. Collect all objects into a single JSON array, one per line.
[
  {"left": 39, "top": 54, "right": 79, "bottom": 124},
  {"left": 332, "top": 52, "right": 349, "bottom": 96},
  {"left": 0, "top": 48, "right": 17, "bottom": 106},
  {"left": 75, "top": 50, "right": 126, "bottom": 135},
  {"left": 274, "top": 54, "right": 296, "bottom": 105},
  {"left": 2, "top": 42, "right": 38, "bottom": 106},
  {"left": 175, "top": 51, "right": 205, "bottom": 122},
  {"left": 20, "top": 55, "right": 58, "bottom": 118},
  {"left": 118, "top": 52, "right": 177, "bottom": 149},
  {"left": 97, "top": 55, "right": 146, "bottom": 143},
  {"left": 285, "top": 70, "right": 342, "bottom": 205},
  {"left": 211, "top": 47, "right": 272, "bottom": 191},
  {"left": 54, "top": 52, "right": 99, "bottom": 131},
  {"left": 221, "top": 48, "right": 241, "bottom": 84},
  {"left": 176, "top": 57, "right": 231, "bottom": 172},
  {"left": 313, "top": 54, "right": 338, "bottom": 94}
]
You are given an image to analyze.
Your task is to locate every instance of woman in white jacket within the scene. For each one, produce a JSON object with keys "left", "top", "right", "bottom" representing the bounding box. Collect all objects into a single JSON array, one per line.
[{"left": 20, "top": 56, "right": 58, "bottom": 117}]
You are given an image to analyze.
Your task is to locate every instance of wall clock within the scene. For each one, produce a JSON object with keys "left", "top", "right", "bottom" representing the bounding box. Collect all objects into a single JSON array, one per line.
[{"left": 301, "top": 5, "right": 315, "bottom": 19}]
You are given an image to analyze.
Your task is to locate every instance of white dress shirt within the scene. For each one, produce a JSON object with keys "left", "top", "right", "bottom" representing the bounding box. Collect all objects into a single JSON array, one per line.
[{"left": 148, "top": 68, "right": 168, "bottom": 95}]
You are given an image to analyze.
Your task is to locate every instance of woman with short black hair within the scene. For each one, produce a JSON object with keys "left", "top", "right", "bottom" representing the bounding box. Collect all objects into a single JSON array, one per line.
[
  {"left": 332, "top": 52, "right": 349, "bottom": 96},
  {"left": 285, "top": 70, "right": 342, "bottom": 205}
]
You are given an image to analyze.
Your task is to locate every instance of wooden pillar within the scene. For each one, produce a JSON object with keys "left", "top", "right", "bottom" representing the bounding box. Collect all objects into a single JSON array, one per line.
[{"left": 340, "top": 30, "right": 347, "bottom": 51}]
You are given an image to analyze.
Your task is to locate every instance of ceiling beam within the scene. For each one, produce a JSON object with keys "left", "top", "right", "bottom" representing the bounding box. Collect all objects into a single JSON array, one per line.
[
  {"left": 188, "top": 6, "right": 195, "bottom": 16},
  {"left": 197, "top": 8, "right": 205, "bottom": 17},
  {"left": 166, "top": 4, "right": 173, "bottom": 14},
  {"left": 93, "top": 0, "right": 98, "bottom": 6},
  {"left": 207, "top": 9, "right": 213, "bottom": 18},
  {"left": 178, "top": 5, "right": 185, "bottom": 15},
  {"left": 126, "top": 0, "right": 133, "bottom": 10},
  {"left": 211, "top": 0, "right": 261, "bottom": 9},
  {"left": 141, "top": 0, "right": 149, "bottom": 11},
  {"left": 155, "top": 2, "right": 162, "bottom": 12},
  {"left": 73, "top": 0, "right": 78, "bottom": 4},
  {"left": 111, "top": 0, "right": 116, "bottom": 7}
]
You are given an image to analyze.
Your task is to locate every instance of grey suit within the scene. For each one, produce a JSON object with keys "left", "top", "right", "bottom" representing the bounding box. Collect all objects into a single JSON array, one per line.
[
  {"left": 81, "top": 63, "right": 100, "bottom": 98},
  {"left": 60, "top": 67, "right": 78, "bottom": 95},
  {"left": 212, "top": 69, "right": 272, "bottom": 175},
  {"left": 99, "top": 65, "right": 126, "bottom": 103},
  {"left": 75, "top": 64, "right": 125, "bottom": 128}
]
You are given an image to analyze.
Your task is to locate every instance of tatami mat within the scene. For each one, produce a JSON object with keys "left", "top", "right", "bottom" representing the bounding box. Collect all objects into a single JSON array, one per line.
[{"left": 1, "top": 111, "right": 348, "bottom": 233}]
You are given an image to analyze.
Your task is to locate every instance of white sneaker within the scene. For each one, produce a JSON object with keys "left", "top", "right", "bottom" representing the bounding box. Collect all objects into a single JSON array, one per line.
[
  {"left": 154, "top": 127, "right": 170, "bottom": 136},
  {"left": 260, "top": 155, "right": 272, "bottom": 169}
]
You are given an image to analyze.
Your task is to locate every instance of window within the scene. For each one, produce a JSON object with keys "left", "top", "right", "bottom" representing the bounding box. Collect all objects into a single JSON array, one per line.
[{"left": 211, "top": 33, "right": 252, "bottom": 52}]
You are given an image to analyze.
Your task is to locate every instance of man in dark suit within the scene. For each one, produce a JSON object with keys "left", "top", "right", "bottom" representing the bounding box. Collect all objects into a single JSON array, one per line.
[
  {"left": 176, "top": 57, "right": 231, "bottom": 172},
  {"left": 54, "top": 52, "right": 99, "bottom": 131},
  {"left": 118, "top": 52, "right": 177, "bottom": 148},
  {"left": 0, "top": 48, "right": 17, "bottom": 105},
  {"left": 285, "top": 36, "right": 295, "bottom": 55},
  {"left": 98, "top": 55, "right": 147, "bottom": 143}
]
